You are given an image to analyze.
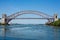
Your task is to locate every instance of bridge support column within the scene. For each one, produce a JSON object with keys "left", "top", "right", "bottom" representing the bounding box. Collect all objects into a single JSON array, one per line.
[
  {"left": 54, "top": 14, "right": 58, "bottom": 21},
  {"left": 1, "top": 14, "right": 8, "bottom": 25},
  {"left": 47, "top": 19, "right": 52, "bottom": 24}
]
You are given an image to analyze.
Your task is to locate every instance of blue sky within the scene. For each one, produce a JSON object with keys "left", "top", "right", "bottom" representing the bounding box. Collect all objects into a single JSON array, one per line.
[{"left": 0, "top": 0, "right": 60, "bottom": 24}]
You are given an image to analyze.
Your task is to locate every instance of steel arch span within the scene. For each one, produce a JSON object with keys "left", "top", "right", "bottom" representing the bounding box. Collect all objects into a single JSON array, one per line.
[
  {"left": 8, "top": 10, "right": 53, "bottom": 19},
  {"left": 7, "top": 10, "right": 54, "bottom": 22}
]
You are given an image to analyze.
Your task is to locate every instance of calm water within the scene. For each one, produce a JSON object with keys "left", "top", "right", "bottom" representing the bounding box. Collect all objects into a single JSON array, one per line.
[{"left": 0, "top": 24, "right": 60, "bottom": 40}]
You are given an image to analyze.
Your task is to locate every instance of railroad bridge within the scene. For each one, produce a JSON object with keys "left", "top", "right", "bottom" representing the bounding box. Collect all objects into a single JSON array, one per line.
[{"left": 0, "top": 10, "right": 58, "bottom": 24}]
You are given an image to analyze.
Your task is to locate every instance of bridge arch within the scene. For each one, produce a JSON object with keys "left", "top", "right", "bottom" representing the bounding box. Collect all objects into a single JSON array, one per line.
[
  {"left": 7, "top": 10, "right": 54, "bottom": 23},
  {"left": 8, "top": 10, "right": 53, "bottom": 19}
]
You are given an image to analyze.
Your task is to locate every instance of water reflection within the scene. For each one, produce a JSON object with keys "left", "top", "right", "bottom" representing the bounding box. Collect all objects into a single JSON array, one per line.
[
  {"left": 0, "top": 24, "right": 60, "bottom": 40},
  {"left": 54, "top": 27, "right": 60, "bottom": 40},
  {"left": 1, "top": 25, "right": 10, "bottom": 40}
]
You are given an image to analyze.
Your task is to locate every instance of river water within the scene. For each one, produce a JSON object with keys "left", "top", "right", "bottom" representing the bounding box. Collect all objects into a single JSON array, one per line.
[{"left": 0, "top": 24, "right": 60, "bottom": 40}]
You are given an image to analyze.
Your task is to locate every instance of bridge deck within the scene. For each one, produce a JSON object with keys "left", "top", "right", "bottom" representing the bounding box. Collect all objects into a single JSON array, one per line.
[
  {"left": 13, "top": 18, "right": 53, "bottom": 19},
  {"left": 0, "top": 18, "right": 54, "bottom": 19}
]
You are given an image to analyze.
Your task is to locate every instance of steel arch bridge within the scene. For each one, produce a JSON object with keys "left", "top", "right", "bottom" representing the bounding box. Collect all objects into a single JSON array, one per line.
[
  {"left": 8, "top": 10, "right": 53, "bottom": 18},
  {"left": 1, "top": 10, "right": 58, "bottom": 24}
]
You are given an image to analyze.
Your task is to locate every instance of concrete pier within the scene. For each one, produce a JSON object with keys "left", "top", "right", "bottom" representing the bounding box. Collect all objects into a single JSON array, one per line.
[{"left": 1, "top": 14, "right": 8, "bottom": 25}]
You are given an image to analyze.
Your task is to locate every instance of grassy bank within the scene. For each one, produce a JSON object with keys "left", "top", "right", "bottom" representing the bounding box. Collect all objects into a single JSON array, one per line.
[{"left": 46, "top": 19, "right": 60, "bottom": 26}]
